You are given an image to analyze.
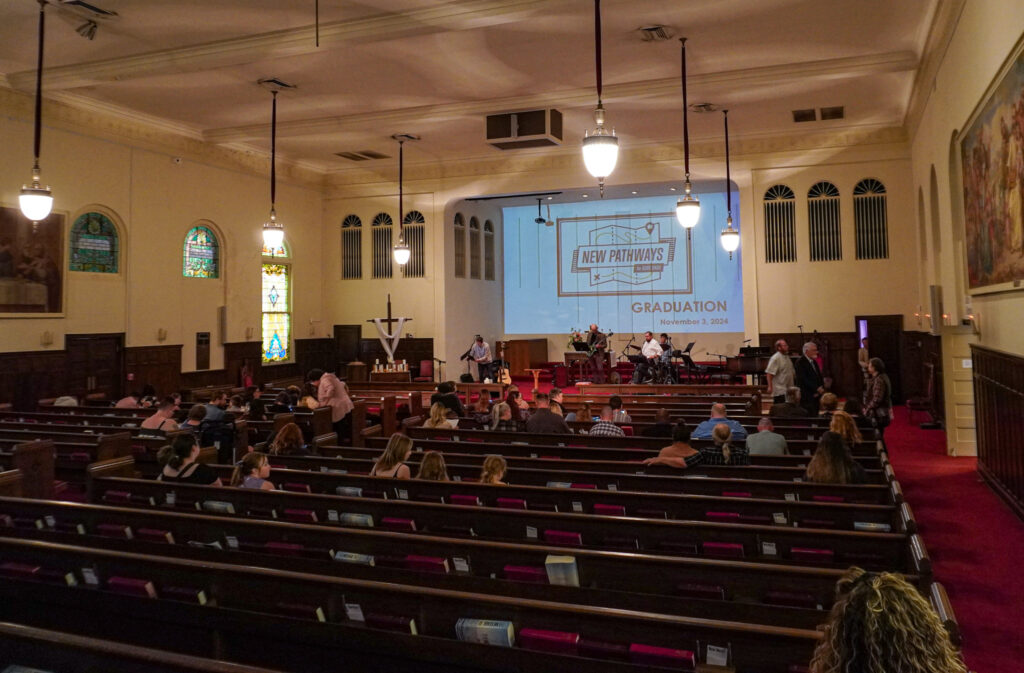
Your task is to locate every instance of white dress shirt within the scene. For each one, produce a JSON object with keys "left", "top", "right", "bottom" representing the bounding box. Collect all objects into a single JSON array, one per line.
[{"left": 641, "top": 339, "right": 663, "bottom": 359}]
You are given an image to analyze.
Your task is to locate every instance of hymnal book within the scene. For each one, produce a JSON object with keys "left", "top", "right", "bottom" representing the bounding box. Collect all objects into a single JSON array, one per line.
[
  {"left": 438, "top": 524, "right": 477, "bottom": 537},
  {"left": 366, "top": 613, "right": 418, "bottom": 635},
  {"left": 721, "top": 491, "right": 752, "bottom": 498},
  {"left": 34, "top": 568, "right": 77, "bottom": 586},
  {"left": 201, "top": 500, "right": 236, "bottom": 515},
  {"left": 765, "top": 590, "right": 818, "bottom": 609},
  {"left": 738, "top": 513, "right": 773, "bottom": 525},
  {"left": 284, "top": 509, "right": 318, "bottom": 523},
  {"left": 790, "top": 547, "right": 834, "bottom": 563},
  {"left": 0, "top": 562, "right": 40, "bottom": 578},
  {"left": 405, "top": 555, "right": 450, "bottom": 574},
  {"left": 604, "top": 535, "right": 640, "bottom": 550},
  {"left": 336, "top": 486, "right": 363, "bottom": 497},
  {"left": 853, "top": 521, "right": 892, "bottom": 532},
  {"left": 634, "top": 508, "right": 668, "bottom": 520},
  {"left": 332, "top": 550, "right": 376, "bottom": 566},
  {"left": 593, "top": 503, "right": 626, "bottom": 516},
  {"left": 496, "top": 497, "right": 527, "bottom": 510},
  {"left": 282, "top": 483, "right": 312, "bottom": 494},
  {"left": 449, "top": 494, "right": 482, "bottom": 507},
  {"left": 545, "top": 481, "right": 572, "bottom": 488},
  {"left": 381, "top": 517, "right": 417, "bottom": 532},
  {"left": 811, "top": 494, "right": 845, "bottom": 503},
  {"left": 520, "top": 628, "right": 580, "bottom": 655},
  {"left": 545, "top": 555, "right": 580, "bottom": 587},
  {"left": 543, "top": 529, "right": 583, "bottom": 546},
  {"left": 658, "top": 540, "right": 698, "bottom": 554},
  {"left": 187, "top": 540, "right": 223, "bottom": 551},
  {"left": 137, "top": 528, "right": 175, "bottom": 544},
  {"left": 702, "top": 542, "right": 745, "bottom": 558},
  {"left": 503, "top": 565, "right": 548, "bottom": 583},
  {"left": 339, "top": 512, "right": 374, "bottom": 527},
  {"left": 628, "top": 643, "right": 696, "bottom": 670},
  {"left": 55, "top": 521, "right": 87, "bottom": 535},
  {"left": 570, "top": 483, "right": 597, "bottom": 490},
  {"left": 96, "top": 523, "right": 133, "bottom": 539},
  {"left": 107, "top": 576, "right": 158, "bottom": 598},
  {"left": 163, "top": 586, "right": 208, "bottom": 605},
  {"left": 705, "top": 511, "right": 741, "bottom": 522},
  {"left": 276, "top": 602, "right": 326, "bottom": 622},
  {"left": 455, "top": 618, "right": 515, "bottom": 647},
  {"left": 578, "top": 637, "right": 630, "bottom": 661}
]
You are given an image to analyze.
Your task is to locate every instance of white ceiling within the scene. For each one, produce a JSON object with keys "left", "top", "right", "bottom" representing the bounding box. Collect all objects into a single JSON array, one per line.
[{"left": 0, "top": 0, "right": 938, "bottom": 172}]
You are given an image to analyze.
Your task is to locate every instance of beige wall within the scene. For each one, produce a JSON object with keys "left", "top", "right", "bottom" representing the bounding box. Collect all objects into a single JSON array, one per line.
[{"left": 909, "top": 0, "right": 1024, "bottom": 357}]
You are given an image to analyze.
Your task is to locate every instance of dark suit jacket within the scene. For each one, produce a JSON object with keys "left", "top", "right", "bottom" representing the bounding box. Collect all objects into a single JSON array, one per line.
[{"left": 794, "top": 356, "right": 824, "bottom": 411}]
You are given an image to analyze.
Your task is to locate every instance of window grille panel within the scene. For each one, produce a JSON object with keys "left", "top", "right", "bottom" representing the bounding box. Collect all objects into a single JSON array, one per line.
[
  {"left": 483, "top": 220, "right": 495, "bottom": 280},
  {"left": 808, "top": 181, "right": 842, "bottom": 261},
  {"left": 853, "top": 179, "right": 889, "bottom": 260},
  {"left": 402, "top": 210, "right": 426, "bottom": 278},
  {"left": 341, "top": 214, "right": 362, "bottom": 279},
  {"left": 453, "top": 213, "right": 466, "bottom": 278},
  {"left": 469, "top": 216, "right": 481, "bottom": 279},
  {"left": 762, "top": 185, "right": 796, "bottom": 263},
  {"left": 371, "top": 213, "right": 393, "bottom": 279}
]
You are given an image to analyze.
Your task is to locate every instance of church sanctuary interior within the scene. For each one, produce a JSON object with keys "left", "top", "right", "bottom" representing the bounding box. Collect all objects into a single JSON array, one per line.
[{"left": 0, "top": 0, "right": 1023, "bottom": 671}]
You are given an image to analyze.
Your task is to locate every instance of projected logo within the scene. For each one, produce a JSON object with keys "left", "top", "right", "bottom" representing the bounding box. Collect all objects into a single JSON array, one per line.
[{"left": 557, "top": 212, "right": 692, "bottom": 297}]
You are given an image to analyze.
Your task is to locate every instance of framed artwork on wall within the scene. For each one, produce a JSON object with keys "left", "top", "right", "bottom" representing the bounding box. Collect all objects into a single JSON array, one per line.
[
  {"left": 959, "top": 35, "right": 1024, "bottom": 295},
  {"left": 0, "top": 204, "right": 65, "bottom": 315}
]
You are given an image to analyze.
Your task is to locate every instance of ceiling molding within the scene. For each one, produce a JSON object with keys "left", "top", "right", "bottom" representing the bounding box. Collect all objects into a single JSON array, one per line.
[
  {"left": 205, "top": 51, "right": 918, "bottom": 143},
  {"left": 7, "top": 0, "right": 573, "bottom": 91},
  {"left": 903, "top": 0, "right": 967, "bottom": 138}
]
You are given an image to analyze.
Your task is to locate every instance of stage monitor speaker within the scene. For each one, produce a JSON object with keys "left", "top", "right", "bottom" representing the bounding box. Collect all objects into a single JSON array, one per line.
[{"left": 929, "top": 285, "right": 943, "bottom": 336}]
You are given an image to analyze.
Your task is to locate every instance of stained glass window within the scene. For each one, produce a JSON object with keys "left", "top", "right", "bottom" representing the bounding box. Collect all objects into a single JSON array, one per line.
[
  {"left": 262, "top": 263, "right": 290, "bottom": 363},
  {"left": 70, "top": 211, "right": 119, "bottom": 273},
  {"left": 183, "top": 225, "right": 220, "bottom": 278},
  {"left": 262, "top": 239, "right": 289, "bottom": 258}
]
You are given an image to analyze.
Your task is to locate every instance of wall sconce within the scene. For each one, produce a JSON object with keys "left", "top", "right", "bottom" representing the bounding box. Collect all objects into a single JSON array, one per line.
[
  {"left": 245, "top": 326, "right": 255, "bottom": 340},
  {"left": 924, "top": 313, "right": 933, "bottom": 330},
  {"left": 914, "top": 305, "right": 922, "bottom": 328},
  {"left": 156, "top": 328, "right": 167, "bottom": 342},
  {"left": 40, "top": 331, "right": 53, "bottom": 347},
  {"left": 966, "top": 313, "right": 980, "bottom": 335}
]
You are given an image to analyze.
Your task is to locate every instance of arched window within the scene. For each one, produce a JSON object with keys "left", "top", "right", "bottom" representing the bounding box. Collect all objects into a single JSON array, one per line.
[
  {"left": 469, "top": 216, "right": 481, "bottom": 279},
  {"left": 853, "top": 179, "right": 889, "bottom": 259},
  {"left": 762, "top": 185, "right": 796, "bottom": 263},
  {"left": 183, "top": 225, "right": 220, "bottom": 278},
  {"left": 69, "top": 211, "right": 119, "bottom": 273},
  {"left": 483, "top": 220, "right": 495, "bottom": 280},
  {"left": 341, "top": 214, "right": 362, "bottom": 279},
  {"left": 453, "top": 213, "right": 466, "bottom": 278},
  {"left": 261, "top": 241, "right": 291, "bottom": 363},
  {"left": 402, "top": 210, "right": 426, "bottom": 278},
  {"left": 371, "top": 212, "right": 393, "bottom": 279},
  {"left": 807, "top": 181, "right": 841, "bottom": 261},
  {"left": 262, "top": 238, "right": 289, "bottom": 259}
]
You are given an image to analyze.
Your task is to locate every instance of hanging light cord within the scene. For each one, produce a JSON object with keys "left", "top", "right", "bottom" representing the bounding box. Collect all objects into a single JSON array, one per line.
[
  {"left": 270, "top": 90, "right": 278, "bottom": 211},
  {"left": 593, "top": 0, "right": 603, "bottom": 105},
  {"left": 724, "top": 109, "right": 731, "bottom": 216},
  {"left": 32, "top": 0, "right": 46, "bottom": 170},
  {"left": 398, "top": 138, "right": 404, "bottom": 237},
  {"left": 315, "top": 0, "right": 320, "bottom": 47},
  {"left": 680, "top": 38, "right": 690, "bottom": 179}
]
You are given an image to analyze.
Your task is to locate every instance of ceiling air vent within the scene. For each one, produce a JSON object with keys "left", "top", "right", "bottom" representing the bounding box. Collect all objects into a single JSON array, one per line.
[
  {"left": 792, "top": 109, "right": 816, "bottom": 123},
  {"left": 638, "top": 25, "right": 674, "bottom": 41},
  {"left": 689, "top": 103, "right": 719, "bottom": 113},
  {"left": 334, "top": 150, "right": 390, "bottom": 161},
  {"left": 486, "top": 109, "right": 562, "bottom": 150},
  {"left": 820, "top": 106, "right": 845, "bottom": 120}
]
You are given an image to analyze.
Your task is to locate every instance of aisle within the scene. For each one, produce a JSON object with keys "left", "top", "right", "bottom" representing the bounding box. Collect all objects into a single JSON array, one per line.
[{"left": 884, "top": 407, "right": 1023, "bottom": 673}]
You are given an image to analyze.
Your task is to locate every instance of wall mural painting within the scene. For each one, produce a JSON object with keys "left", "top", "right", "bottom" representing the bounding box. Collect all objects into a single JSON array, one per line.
[
  {"left": 0, "top": 205, "right": 64, "bottom": 314},
  {"left": 960, "top": 43, "right": 1024, "bottom": 292}
]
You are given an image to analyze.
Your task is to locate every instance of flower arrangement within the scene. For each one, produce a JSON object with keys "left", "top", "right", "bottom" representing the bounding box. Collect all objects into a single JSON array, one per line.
[{"left": 567, "top": 328, "right": 585, "bottom": 348}]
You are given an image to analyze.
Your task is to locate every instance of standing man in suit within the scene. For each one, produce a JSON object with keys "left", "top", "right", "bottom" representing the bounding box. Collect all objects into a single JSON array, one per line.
[
  {"left": 586, "top": 324, "right": 608, "bottom": 383},
  {"left": 794, "top": 341, "right": 825, "bottom": 415}
]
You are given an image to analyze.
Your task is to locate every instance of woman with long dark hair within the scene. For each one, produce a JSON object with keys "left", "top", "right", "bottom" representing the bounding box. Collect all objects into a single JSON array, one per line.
[{"left": 862, "top": 357, "right": 893, "bottom": 443}]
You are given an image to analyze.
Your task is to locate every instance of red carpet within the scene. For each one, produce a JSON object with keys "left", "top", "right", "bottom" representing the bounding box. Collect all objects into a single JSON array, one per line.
[{"left": 884, "top": 406, "right": 1023, "bottom": 673}]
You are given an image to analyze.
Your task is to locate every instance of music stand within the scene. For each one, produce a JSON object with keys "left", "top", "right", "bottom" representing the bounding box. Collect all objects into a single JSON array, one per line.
[{"left": 682, "top": 342, "right": 695, "bottom": 354}]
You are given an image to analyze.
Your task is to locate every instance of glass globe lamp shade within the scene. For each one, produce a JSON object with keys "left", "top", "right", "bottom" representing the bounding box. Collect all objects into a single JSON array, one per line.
[
  {"left": 675, "top": 196, "right": 700, "bottom": 229},
  {"left": 19, "top": 184, "right": 53, "bottom": 222},
  {"left": 720, "top": 221, "right": 740, "bottom": 253},
  {"left": 393, "top": 240, "right": 411, "bottom": 266},
  {"left": 582, "top": 132, "right": 619, "bottom": 179},
  {"left": 262, "top": 210, "right": 284, "bottom": 249}
]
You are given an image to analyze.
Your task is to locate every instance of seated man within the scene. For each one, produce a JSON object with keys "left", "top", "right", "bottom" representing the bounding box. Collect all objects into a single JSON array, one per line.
[
  {"left": 609, "top": 395, "right": 632, "bottom": 423},
  {"left": 691, "top": 402, "right": 748, "bottom": 440},
  {"left": 524, "top": 392, "right": 570, "bottom": 434},
  {"left": 770, "top": 387, "right": 809, "bottom": 418},
  {"left": 640, "top": 408, "right": 674, "bottom": 438},
  {"left": 140, "top": 397, "right": 179, "bottom": 434},
  {"left": 632, "top": 331, "right": 663, "bottom": 383},
  {"left": 203, "top": 391, "right": 228, "bottom": 423},
  {"left": 430, "top": 381, "right": 465, "bottom": 417},
  {"left": 745, "top": 417, "right": 788, "bottom": 456},
  {"left": 588, "top": 406, "right": 625, "bottom": 437}
]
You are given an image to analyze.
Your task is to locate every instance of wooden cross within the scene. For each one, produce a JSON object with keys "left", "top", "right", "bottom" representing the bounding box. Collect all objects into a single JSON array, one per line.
[{"left": 366, "top": 294, "right": 410, "bottom": 331}]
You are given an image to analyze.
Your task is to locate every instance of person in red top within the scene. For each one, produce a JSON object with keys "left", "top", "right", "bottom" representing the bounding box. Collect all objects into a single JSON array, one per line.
[{"left": 306, "top": 368, "right": 354, "bottom": 439}]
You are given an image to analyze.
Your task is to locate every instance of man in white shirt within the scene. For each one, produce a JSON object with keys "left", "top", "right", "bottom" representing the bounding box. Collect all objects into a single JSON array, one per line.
[
  {"left": 633, "top": 331, "right": 663, "bottom": 383},
  {"left": 470, "top": 336, "right": 492, "bottom": 381},
  {"left": 765, "top": 339, "right": 795, "bottom": 403}
]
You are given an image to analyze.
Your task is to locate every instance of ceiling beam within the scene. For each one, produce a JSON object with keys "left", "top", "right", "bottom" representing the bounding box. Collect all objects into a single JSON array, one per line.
[
  {"left": 204, "top": 51, "right": 918, "bottom": 143},
  {"left": 6, "top": 0, "right": 572, "bottom": 91}
]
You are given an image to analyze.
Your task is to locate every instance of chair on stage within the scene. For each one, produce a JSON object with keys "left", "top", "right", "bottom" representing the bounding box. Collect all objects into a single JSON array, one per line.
[{"left": 414, "top": 360, "right": 434, "bottom": 382}]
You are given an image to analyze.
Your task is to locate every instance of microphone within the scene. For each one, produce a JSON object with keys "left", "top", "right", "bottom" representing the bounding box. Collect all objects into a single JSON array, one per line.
[{"left": 742, "top": 339, "right": 752, "bottom": 343}]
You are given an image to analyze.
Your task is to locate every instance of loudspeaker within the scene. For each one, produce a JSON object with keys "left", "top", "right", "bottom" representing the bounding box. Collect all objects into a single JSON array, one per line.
[{"left": 460, "top": 373, "right": 475, "bottom": 383}]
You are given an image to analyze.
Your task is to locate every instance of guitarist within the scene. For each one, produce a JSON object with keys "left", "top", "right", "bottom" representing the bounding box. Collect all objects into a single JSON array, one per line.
[
  {"left": 586, "top": 324, "right": 609, "bottom": 383},
  {"left": 470, "top": 335, "right": 493, "bottom": 382}
]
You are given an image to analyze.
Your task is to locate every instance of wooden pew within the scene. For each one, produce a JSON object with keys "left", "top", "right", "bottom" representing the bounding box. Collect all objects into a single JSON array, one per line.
[
  {"left": 0, "top": 536, "right": 823, "bottom": 673},
  {"left": 0, "top": 439, "right": 54, "bottom": 498},
  {"left": 0, "top": 469, "right": 23, "bottom": 497}
]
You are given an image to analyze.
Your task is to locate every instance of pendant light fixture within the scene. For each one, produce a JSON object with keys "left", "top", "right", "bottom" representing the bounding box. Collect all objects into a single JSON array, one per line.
[
  {"left": 260, "top": 80, "right": 286, "bottom": 249},
  {"left": 392, "top": 133, "right": 418, "bottom": 266},
  {"left": 675, "top": 38, "right": 700, "bottom": 232},
  {"left": 720, "top": 109, "right": 740, "bottom": 259},
  {"left": 581, "top": 0, "right": 618, "bottom": 197},
  {"left": 19, "top": 0, "right": 53, "bottom": 223}
]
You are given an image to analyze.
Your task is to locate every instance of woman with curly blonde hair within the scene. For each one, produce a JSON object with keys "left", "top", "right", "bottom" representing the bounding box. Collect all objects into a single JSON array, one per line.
[
  {"left": 829, "top": 410, "right": 863, "bottom": 448},
  {"left": 811, "top": 567, "right": 965, "bottom": 673}
]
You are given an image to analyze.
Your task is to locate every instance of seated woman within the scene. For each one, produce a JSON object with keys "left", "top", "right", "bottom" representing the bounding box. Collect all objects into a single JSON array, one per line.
[
  {"left": 840, "top": 397, "right": 873, "bottom": 427},
  {"left": 829, "top": 411, "right": 863, "bottom": 449},
  {"left": 231, "top": 452, "right": 275, "bottom": 491},
  {"left": 267, "top": 391, "right": 292, "bottom": 414},
  {"left": 422, "top": 402, "right": 456, "bottom": 429},
  {"left": 819, "top": 392, "right": 839, "bottom": 416},
  {"left": 811, "top": 567, "right": 965, "bottom": 673},
  {"left": 156, "top": 435, "right": 222, "bottom": 485},
  {"left": 370, "top": 433, "right": 413, "bottom": 479},
  {"left": 470, "top": 395, "right": 492, "bottom": 426},
  {"left": 489, "top": 402, "right": 518, "bottom": 432},
  {"left": 698, "top": 423, "right": 750, "bottom": 465},
  {"left": 226, "top": 395, "right": 246, "bottom": 414},
  {"left": 642, "top": 422, "right": 702, "bottom": 469},
  {"left": 245, "top": 397, "right": 269, "bottom": 422},
  {"left": 504, "top": 387, "right": 530, "bottom": 423},
  {"left": 479, "top": 454, "right": 508, "bottom": 485},
  {"left": 268, "top": 422, "right": 312, "bottom": 456},
  {"left": 564, "top": 402, "right": 592, "bottom": 424},
  {"left": 415, "top": 450, "right": 449, "bottom": 481},
  {"left": 805, "top": 431, "right": 867, "bottom": 484}
]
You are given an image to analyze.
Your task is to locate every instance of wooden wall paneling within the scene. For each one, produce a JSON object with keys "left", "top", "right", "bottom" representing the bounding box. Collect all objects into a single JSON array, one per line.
[
  {"left": 901, "top": 332, "right": 943, "bottom": 420},
  {"left": 972, "top": 345, "right": 1024, "bottom": 521},
  {"left": 0, "top": 350, "right": 67, "bottom": 410},
  {"left": 224, "top": 342, "right": 262, "bottom": 388},
  {"left": 124, "top": 345, "right": 182, "bottom": 398},
  {"left": 295, "top": 338, "right": 337, "bottom": 377}
]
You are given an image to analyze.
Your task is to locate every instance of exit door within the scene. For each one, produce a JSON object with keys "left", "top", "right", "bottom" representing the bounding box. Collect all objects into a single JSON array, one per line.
[{"left": 854, "top": 315, "right": 903, "bottom": 403}]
